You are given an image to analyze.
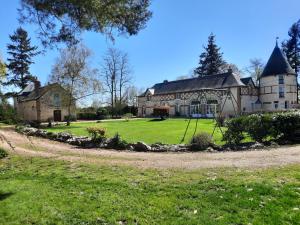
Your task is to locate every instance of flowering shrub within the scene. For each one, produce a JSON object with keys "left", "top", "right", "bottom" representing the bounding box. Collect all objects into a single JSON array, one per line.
[{"left": 86, "top": 127, "right": 106, "bottom": 140}]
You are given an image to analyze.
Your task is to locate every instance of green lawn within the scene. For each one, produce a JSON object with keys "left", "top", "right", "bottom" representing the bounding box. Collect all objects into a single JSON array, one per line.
[
  {"left": 1, "top": 155, "right": 300, "bottom": 224},
  {"left": 45, "top": 118, "right": 225, "bottom": 144}
]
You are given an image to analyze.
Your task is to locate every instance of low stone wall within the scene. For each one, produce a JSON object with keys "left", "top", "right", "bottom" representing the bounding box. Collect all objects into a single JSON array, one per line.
[{"left": 15, "top": 126, "right": 273, "bottom": 152}]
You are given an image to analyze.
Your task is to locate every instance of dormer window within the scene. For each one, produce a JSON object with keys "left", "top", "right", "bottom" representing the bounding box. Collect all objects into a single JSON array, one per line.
[{"left": 278, "top": 75, "right": 284, "bottom": 85}]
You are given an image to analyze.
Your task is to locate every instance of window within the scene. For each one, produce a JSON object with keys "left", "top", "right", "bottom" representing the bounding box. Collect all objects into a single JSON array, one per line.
[
  {"left": 274, "top": 101, "right": 279, "bottom": 109},
  {"left": 147, "top": 95, "right": 151, "bottom": 101},
  {"left": 279, "top": 86, "right": 285, "bottom": 98},
  {"left": 285, "top": 101, "right": 289, "bottom": 109},
  {"left": 53, "top": 93, "right": 61, "bottom": 107},
  {"left": 175, "top": 93, "right": 181, "bottom": 99},
  {"left": 278, "top": 75, "right": 284, "bottom": 85}
]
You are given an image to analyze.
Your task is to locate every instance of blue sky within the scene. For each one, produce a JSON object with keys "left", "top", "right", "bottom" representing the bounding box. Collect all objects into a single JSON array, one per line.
[{"left": 0, "top": 0, "right": 300, "bottom": 91}]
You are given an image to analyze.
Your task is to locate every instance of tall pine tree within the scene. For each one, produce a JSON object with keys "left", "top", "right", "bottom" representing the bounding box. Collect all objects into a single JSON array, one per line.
[
  {"left": 6, "top": 27, "right": 40, "bottom": 90},
  {"left": 194, "top": 33, "right": 226, "bottom": 77},
  {"left": 282, "top": 20, "right": 300, "bottom": 75}
]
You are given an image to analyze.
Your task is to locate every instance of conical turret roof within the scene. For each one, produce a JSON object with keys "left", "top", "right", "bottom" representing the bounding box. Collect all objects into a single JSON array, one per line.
[{"left": 260, "top": 43, "right": 296, "bottom": 78}]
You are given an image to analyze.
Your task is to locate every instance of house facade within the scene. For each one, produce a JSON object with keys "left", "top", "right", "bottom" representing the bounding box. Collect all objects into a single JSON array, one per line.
[
  {"left": 138, "top": 43, "right": 298, "bottom": 118},
  {"left": 14, "top": 81, "right": 76, "bottom": 122}
]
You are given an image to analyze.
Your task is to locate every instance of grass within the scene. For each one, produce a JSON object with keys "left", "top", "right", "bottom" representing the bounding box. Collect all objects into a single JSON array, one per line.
[
  {"left": 0, "top": 154, "right": 300, "bottom": 224},
  {"left": 45, "top": 118, "right": 225, "bottom": 144}
]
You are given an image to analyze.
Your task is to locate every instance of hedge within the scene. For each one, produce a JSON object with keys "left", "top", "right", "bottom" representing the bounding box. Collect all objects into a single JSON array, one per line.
[{"left": 223, "top": 111, "right": 300, "bottom": 145}]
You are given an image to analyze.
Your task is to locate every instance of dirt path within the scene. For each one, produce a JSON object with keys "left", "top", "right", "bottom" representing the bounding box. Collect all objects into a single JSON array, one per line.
[{"left": 1, "top": 127, "right": 300, "bottom": 170}]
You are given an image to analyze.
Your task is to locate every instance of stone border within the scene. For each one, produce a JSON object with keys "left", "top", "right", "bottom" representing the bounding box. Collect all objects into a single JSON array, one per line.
[{"left": 15, "top": 126, "right": 274, "bottom": 152}]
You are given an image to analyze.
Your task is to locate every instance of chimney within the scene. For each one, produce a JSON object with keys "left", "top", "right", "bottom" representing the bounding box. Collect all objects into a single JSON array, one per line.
[
  {"left": 228, "top": 67, "right": 233, "bottom": 74},
  {"left": 34, "top": 80, "right": 41, "bottom": 96}
]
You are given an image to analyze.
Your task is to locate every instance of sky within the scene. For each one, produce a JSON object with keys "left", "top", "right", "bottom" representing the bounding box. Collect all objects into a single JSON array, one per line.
[{"left": 1, "top": 0, "right": 300, "bottom": 92}]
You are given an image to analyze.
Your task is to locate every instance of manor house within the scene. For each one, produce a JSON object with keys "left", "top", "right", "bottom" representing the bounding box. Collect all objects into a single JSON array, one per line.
[{"left": 138, "top": 43, "right": 298, "bottom": 117}]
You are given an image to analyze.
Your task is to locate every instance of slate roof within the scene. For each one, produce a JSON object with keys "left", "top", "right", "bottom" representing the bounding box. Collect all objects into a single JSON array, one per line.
[
  {"left": 141, "top": 71, "right": 245, "bottom": 96},
  {"left": 18, "top": 83, "right": 62, "bottom": 102},
  {"left": 240, "top": 77, "right": 255, "bottom": 86},
  {"left": 260, "top": 44, "right": 296, "bottom": 77}
]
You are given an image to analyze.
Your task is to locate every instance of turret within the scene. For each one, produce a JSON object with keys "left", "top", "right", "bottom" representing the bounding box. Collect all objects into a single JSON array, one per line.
[{"left": 259, "top": 40, "right": 297, "bottom": 111}]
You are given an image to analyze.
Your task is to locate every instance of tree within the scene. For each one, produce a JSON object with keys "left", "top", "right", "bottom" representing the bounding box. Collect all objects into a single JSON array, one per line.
[
  {"left": 19, "top": 0, "right": 152, "bottom": 47},
  {"left": 244, "top": 58, "right": 264, "bottom": 84},
  {"left": 5, "top": 27, "right": 40, "bottom": 91},
  {"left": 0, "top": 54, "right": 6, "bottom": 100},
  {"left": 282, "top": 20, "right": 300, "bottom": 102},
  {"left": 0, "top": 54, "right": 5, "bottom": 78},
  {"left": 220, "top": 63, "right": 243, "bottom": 76},
  {"left": 123, "top": 85, "right": 138, "bottom": 106},
  {"left": 101, "top": 48, "right": 132, "bottom": 114},
  {"left": 194, "top": 33, "right": 226, "bottom": 77},
  {"left": 282, "top": 20, "right": 300, "bottom": 75},
  {"left": 49, "top": 44, "right": 101, "bottom": 125}
]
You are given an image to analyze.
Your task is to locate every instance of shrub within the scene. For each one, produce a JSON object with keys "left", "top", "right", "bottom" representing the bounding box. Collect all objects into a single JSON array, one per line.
[
  {"left": 0, "top": 148, "right": 8, "bottom": 159},
  {"left": 77, "top": 112, "right": 97, "bottom": 120},
  {"left": 107, "top": 133, "right": 128, "bottom": 150},
  {"left": 64, "top": 114, "right": 77, "bottom": 122},
  {"left": 244, "top": 114, "right": 273, "bottom": 142},
  {"left": 272, "top": 112, "right": 300, "bottom": 141},
  {"left": 223, "top": 116, "right": 246, "bottom": 145},
  {"left": 215, "top": 116, "right": 225, "bottom": 127},
  {"left": 190, "top": 132, "right": 214, "bottom": 151},
  {"left": 123, "top": 113, "right": 133, "bottom": 121},
  {"left": 86, "top": 127, "right": 106, "bottom": 141}
]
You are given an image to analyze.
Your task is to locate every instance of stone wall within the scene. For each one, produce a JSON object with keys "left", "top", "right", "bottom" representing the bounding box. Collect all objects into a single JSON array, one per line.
[
  {"left": 259, "top": 74, "right": 297, "bottom": 111},
  {"left": 15, "top": 85, "right": 76, "bottom": 122}
]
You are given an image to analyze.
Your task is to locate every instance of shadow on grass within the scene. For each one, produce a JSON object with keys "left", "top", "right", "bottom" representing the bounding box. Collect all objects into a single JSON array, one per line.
[
  {"left": 147, "top": 119, "right": 166, "bottom": 122},
  {"left": 0, "top": 192, "right": 14, "bottom": 201}
]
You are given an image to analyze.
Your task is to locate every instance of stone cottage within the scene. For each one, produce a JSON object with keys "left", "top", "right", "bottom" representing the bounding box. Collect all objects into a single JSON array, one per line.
[
  {"left": 14, "top": 81, "right": 76, "bottom": 122},
  {"left": 138, "top": 43, "right": 298, "bottom": 117}
]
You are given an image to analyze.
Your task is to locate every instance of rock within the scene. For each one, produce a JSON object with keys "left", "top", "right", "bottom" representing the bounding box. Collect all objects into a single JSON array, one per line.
[
  {"left": 56, "top": 132, "right": 73, "bottom": 142},
  {"left": 206, "top": 147, "right": 216, "bottom": 152},
  {"left": 22, "top": 127, "right": 38, "bottom": 136},
  {"left": 35, "top": 129, "right": 48, "bottom": 138},
  {"left": 66, "top": 136, "right": 93, "bottom": 147},
  {"left": 250, "top": 142, "right": 264, "bottom": 150},
  {"left": 133, "top": 142, "right": 152, "bottom": 152}
]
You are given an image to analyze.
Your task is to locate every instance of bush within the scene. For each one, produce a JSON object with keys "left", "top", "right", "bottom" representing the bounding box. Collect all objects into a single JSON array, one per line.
[
  {"left": 215, "top": 116, "right": 225, "bottom": 127},
  {"left": 123, "top": 113, "right": 134, "bottom": 121},
  {"left": 190, "top": 132, "right": 214, "bottom": 151},
  {"left": 223, "top": 117, "right": 246, "bottom": 145},
  {"left": 272, "top": 112, "right": 300, "bottom": 141},
  {"left": 64, "top": 114, "right": 77, "bottom": 122},
  {"left": 107, "top": 133, "right": 128, "bottom": 150},
  {"left": 0, "top": 148, "right": 8, "bottom": 159},
  {"left": 244, "top": 114, "right": 273, "bottom": 142},
  {"left": 86, "top": 127, "right": 106, "bottom": 141},
  {"left": 77, "top": 112, "right": 97, "bottom": 120}
]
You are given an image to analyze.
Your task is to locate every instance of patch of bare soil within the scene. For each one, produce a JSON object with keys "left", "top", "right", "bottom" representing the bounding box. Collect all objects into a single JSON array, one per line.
[{"left": 1, "top": 127, "right": 300, "bottom": 170}]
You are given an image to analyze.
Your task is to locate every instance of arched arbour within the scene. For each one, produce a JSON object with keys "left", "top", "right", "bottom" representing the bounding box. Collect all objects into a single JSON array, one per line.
[{"left": 181, "top": 88, "right": 239, "bottom": 143}]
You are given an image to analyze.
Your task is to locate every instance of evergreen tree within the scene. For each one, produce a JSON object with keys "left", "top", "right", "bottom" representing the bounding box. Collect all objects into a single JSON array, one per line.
[
  {"left": 5, "top": 27, "right": 40, "bottom": 90},
  {"left": 195, "top": 33, "right": 226, "bottom": 77},
  {"left": 282, "top": 20, "right": 300, "bottom": 75}
]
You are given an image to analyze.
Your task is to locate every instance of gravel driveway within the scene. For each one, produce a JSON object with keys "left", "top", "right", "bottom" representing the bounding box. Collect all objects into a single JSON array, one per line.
[{"left": 1, "top": 127, "right": 300, "bottom": 170}]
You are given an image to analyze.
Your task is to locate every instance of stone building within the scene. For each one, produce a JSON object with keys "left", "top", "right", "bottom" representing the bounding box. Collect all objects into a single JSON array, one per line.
[
  {"left": 138, "top": 43, "right": 298, "bottom": 117},
  {"left": 14, "top": 81, "right": 76, "bottom": 122}
]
